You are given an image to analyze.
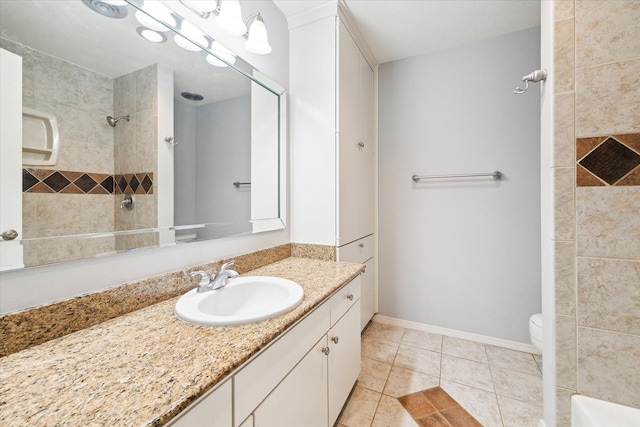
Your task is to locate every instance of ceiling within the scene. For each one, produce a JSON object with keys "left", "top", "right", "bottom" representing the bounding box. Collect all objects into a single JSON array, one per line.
[{"left": 273, "top": 0, "right": 541, "bottom": 64}]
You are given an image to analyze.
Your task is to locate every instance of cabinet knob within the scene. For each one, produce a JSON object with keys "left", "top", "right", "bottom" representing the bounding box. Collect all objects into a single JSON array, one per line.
[
  {"left": 347, "top": 294, "right": 354, "bottom": 301},
  {"left": 359, "top": 243, "right": 364, "bottom": 248},
  {"left": 331, "top": 336, "right": 339, "bottom": 344},
  {"left": 358, "top": 141, "right": 365, "bottom": 148},
  {"left": 322, "top": 347, "right": 331, "bottom": 355}
]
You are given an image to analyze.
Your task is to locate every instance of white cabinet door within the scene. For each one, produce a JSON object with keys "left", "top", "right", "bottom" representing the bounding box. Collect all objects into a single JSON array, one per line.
[
  {"left": 254, "top": 337, "right": 329, "bottom": 427},
  {"left": 337, "top": 23, "right": 362, "bottom": 246},
  {"left": 167, "top": 379, "right": 232, "bottom": 427},
  {"left": 328, "top": 302, "right": 361, "bottom": 425},
  {"left": 358, "top": 54, "right": 375, "bottom": 238}
]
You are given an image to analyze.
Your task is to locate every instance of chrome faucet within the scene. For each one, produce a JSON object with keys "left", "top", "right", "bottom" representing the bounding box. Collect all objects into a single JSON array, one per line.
[
  {"left": 210, "top": 260, "right": 239, "bottom": 290},
  {"left": 189, "top": 261, "right": 238, "bottom": 293},
  {"left": 190, "top": 270, "right": 212, "bottom": 293}
]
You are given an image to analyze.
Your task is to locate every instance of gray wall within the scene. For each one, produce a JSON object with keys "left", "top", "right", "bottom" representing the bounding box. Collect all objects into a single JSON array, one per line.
[
  {"left": 378, "top": 27, "right": 541, "bottom": 343},
  {"left": 174, "top": 100, "right": 197, "bottom": 227},
  {"left": 196, "top": 96, "right": 252, "bottom": 239}
]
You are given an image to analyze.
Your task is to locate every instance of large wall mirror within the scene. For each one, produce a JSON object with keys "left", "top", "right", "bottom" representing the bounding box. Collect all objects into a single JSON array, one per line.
[{"left": 0, "top": 0, "right": 286, "bottom": 271}]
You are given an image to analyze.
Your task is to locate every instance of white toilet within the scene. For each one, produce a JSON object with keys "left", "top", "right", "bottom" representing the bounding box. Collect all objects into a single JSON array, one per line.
[{"left": 529, "top": 313, "right": 543, "bottom": 353}]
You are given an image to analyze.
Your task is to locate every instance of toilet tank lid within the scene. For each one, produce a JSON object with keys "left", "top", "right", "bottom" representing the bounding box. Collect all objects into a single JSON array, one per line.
[{"left": 530, "top": 313, "right": 542, "bottom": 327}]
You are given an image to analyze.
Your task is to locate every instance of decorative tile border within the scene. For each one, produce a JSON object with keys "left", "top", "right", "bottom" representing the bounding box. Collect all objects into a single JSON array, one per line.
[
  {"left": 23, "top": 168, "right": 154, "bottom": 195},
  {"left": 576, "top": 133, "right": 640, "bottom": 186}
]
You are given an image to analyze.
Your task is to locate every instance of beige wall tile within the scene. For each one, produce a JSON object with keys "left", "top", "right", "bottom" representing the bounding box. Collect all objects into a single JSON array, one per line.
[
  {"left": 554, "top": 0, "right": 575, "bottom": 21},
  {"left": 576, "top": 187, "right": 640, "bottom": 259},
  {"left": 554, "top": 93, "right": 575, "bottom": 167},
  {"left": 554, "top": 168, "right": 575, "bottom": 240},
  {"left": 555, "top": 241, "right": 576, "bottom": 316},
  {"left": 578, "top": 258, "right": 640, "bottom": 335},
  {"left": 578, "top": 327, "right": 640, "bottom": 407},
  {"left": 576, "top": 58, "right": 640, "bottom": 137},
  {"left": 556, "top": 387, "right": 575, "bottom": 427},
  {"left": 576, "top": 0, "right": 640, "bottom": 67},
  {"left": 554, "top": 18, "right": 575, "bottom": 94},
  {"left": 556, "top": 315, "right": 577, "bottom": 389}
]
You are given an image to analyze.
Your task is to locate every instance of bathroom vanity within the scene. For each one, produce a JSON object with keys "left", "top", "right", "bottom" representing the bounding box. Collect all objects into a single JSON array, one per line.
[{"left": 0, "top": 258, "right": 363, "bottom": 426}]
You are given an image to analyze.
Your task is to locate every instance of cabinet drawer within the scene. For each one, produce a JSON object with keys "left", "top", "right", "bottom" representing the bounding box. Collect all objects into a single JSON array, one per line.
[
  {"left": 338, "top": 235, "right": 373, "bottom": 263},
  {"left": 330, "top": 275, "right": 361, "bottom": 326},
  {"left": 234, "top": 302, "right": 331, "bottom": 426}
]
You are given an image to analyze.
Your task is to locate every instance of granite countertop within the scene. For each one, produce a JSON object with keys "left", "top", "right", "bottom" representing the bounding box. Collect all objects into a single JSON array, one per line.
[{"left": 0, "top": 257, "right": 364, "bottom": 426}]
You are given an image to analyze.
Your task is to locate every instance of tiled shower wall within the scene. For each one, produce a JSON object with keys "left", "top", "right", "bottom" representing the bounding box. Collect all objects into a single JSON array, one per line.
[
  {"left": 113, "top": 64, "right": 159, "bottom": 251},
  {"left": 0, "top": 38, "right": 116, "bottom": 266},
  {"left": 553, "top": 1, "right": 640, "bottom": 425}
]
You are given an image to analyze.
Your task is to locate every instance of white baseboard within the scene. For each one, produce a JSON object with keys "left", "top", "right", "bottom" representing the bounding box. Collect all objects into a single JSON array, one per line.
[{"left": 372, "top": 314, "right": 541, "bottom": 355}]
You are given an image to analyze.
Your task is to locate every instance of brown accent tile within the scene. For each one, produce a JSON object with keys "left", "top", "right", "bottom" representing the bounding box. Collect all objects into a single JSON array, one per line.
[
  {"left": 440, "top": 406, "right": 483, "bottom": 427},
  {"left": 28, "top": 167, "right": 52, "bottom": 180},
  {"left": 416, "top": 412, "right": 451, "bottom": 427},
  {"left": 140, "top": 174, "right": 153, "bottom": 194},
  {"left": 421, "top": 387, "right": 459, "bottom": 411},
  {"left": 60, "top": 170, "right": 84, "bottom": 182},
  {"left": 616, "top": 165, "right": 640, "bottom": 186},
  {"left": 88, "top": 185, "right": 109, "bottom": 195},
  {"left": 59, "top": 183, "right": 85, "bottom": 194},
  {"left": 577, "top": 164, "right": 606, "bottom": 187},
  {"left": 578, "top": 137, "right": 640, "bottom": 184},
  {"left": 27, "top": 182, "right": 55, "bottom": 193},
  {"left": 615, "top": 133, "right": 640, "bottom": 153},
  {"left": 22, "top": 169, "right": 39, "bottom": 192},
  {"left": 43, "top": 171, "right": 71, "bottom": 192},
  {"left": 576, "top": 136, "right": 606, "bottom": 161},
  {"left": 398, "top": 392, "right": 437, "bottom": 418},
  {"left": 74, "top": 174, "right": 99, "bottom": 193}
]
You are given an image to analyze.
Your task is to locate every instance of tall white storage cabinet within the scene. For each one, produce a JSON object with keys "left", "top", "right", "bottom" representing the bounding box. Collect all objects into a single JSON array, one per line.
[{"left": 290, "top": 11, "right": 376, "bottom": 330}]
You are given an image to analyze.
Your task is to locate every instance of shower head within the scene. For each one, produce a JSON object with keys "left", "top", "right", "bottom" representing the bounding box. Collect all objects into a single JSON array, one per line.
[{"left": 107, "top": 115, "right": 130, "bottom": 127}]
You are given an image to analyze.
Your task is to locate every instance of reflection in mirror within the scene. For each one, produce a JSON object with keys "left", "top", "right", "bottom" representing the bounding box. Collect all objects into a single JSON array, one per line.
[{"left": 0, "top": 0, "right": 285, "bottom": 271}]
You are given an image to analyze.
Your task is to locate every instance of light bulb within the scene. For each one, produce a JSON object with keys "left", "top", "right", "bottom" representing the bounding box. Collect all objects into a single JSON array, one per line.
[
  {"left": 206, "top": 41, "right": 236, "bottom": 67},
  {"left": 135, "top": 1, "right": 176, "bottom": 31},
  {"left": 174, "top": 20, "right": 207, "bottom": 51},
  {"left": 244, "top": 16, "right": 271, "bottom": 55},
  {"left": 215, "top": 0, "right": 246, "bottom": 36}
]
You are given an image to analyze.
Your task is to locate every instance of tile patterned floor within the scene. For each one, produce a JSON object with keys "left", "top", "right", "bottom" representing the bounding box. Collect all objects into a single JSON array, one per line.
[{"left": 337, "top": 321, "right": 543, "bottom": 427}]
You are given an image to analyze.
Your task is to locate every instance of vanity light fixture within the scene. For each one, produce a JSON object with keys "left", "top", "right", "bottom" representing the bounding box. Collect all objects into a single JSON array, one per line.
[
  {"left": 136, "top": 27, "right": 167, "bottom": 43},
  {"left": 244, "top": 13, "right": 271, "bottom": 55},
  {"left": 174, "top": 20, "right": 208, "bottom": 51},
  {"left": 206, "top": 41, "right": 236, "bottom": 67},
  {"left": 135, "top": 0, "right": 177, "bottom": 31},
  {"left": 178, "top": 0, "right": 272, "bottom": 55},
  {"left": 215, "top": 0, "right": 246, "bottom": 36}
]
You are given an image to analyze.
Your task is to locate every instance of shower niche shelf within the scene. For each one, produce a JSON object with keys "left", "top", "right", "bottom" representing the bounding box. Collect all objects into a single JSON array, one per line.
[{"left": 22, "top": 107, "right": 60, "bottom": 166}]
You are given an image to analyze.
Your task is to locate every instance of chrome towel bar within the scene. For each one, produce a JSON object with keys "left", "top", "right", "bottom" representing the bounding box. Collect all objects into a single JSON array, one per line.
[{"left": 412, "top": 171, "right": 502, "bottom": 182}]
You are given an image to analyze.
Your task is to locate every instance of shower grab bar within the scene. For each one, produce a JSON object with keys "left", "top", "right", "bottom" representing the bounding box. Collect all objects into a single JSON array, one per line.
[
  {"left": 233, "top": 181, "right": 251, "bottom": 188},
  {"left": 412, "top": 171, "right": 502, "bottom": 182}
]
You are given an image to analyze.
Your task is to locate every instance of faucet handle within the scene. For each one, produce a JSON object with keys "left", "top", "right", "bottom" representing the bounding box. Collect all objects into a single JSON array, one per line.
[
  {"left": 219, "top": 260, "right": 235, "bottom": 273},
  {"left": 190, "top": 270, "right": 210, "bottom": 286}
]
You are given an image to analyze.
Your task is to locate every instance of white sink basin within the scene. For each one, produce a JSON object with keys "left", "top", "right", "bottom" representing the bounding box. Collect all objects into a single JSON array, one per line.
[{"left": 175, "top": 276, "right": 304, "bottom": 326}]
